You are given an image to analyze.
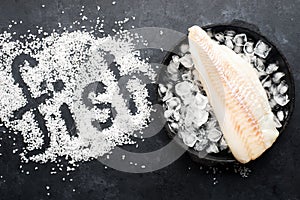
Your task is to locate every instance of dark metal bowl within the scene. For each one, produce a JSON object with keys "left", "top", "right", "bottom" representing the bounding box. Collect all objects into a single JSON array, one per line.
[{"left": 159, "top": 21, "right": 295, "bottom": 165}]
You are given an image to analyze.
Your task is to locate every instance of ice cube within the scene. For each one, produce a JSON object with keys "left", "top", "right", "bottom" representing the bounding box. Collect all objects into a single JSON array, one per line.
[
  {"left": 266, "top": 63, "right": 279, "bottom": 74},
  {"left": 277, "top": 111, "right": 284, "bottom": 121},
  {"left": 175, "top": 81, "right": 194, "bottom": 97},
  {"left": 254, "top": 40, "right": 271, "bottom": 58},
  {"left": 180, "top": 44, "right": 189, "bottom": 54},
  {"left": 277, "top": 80, "right": 288, "bottom": 94},
  {"left": 272, "top": 72, "right": 285, "bottom": 83},
  {"left": 225, "top": 38, "right": 234, "bottom": 49},
  {"left": 179, "top": 54, "right": 193, "bottom": 69},
  {"left": 274, "top": 94, "right": 290, "bottom": 106},
  {"left": 206, "top": 143, "right": 219, "bottom": 154},
  {"left": 182, "top": 133, "right": 198, "bottom": 147},
  {"left": 207, "top": 129, "right": 222, "bottom": 142},
  {"left": 233, "top": 34, "right": 247, "bottom": 46},
  {"left": 244, "top": 42, "right": 254, "bottom": 54},
  {"left": 214, "top": 32, "right": 225, "bottom": 42}
]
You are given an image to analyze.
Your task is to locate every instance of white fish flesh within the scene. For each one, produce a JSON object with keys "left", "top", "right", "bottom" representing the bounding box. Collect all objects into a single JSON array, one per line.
[{"left": 188, "top": 26, "right": 279, "bottom": 163}]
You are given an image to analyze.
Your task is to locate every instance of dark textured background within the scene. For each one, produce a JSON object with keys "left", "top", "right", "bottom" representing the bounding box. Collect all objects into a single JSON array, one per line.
[{"left": 0, "top": 0, "right": 299, "bottom": 200}]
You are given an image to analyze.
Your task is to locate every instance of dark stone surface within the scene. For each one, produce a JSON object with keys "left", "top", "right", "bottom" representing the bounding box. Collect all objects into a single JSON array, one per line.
[{"left": 0, "top": 0, "right": 299, "bottom": 200}]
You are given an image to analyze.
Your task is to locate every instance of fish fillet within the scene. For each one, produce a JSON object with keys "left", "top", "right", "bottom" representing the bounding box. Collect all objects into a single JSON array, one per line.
[{"left": 188, "top": 26, "right": 279, "bottom": 163}]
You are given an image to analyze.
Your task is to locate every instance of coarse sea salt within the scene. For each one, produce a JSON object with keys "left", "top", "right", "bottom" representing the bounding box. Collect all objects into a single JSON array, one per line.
[{"left": 0, "top": 13, "right": 155, "bottom": 170}]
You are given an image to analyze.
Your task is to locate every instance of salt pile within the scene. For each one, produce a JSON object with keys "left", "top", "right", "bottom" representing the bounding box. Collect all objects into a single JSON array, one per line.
[{"left": 0, "top": 10, "right": 155, "bottom": 170}]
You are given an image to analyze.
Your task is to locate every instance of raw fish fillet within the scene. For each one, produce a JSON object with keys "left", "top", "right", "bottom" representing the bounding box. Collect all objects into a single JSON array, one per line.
[{"left": 188, "top": 26, "right": 279, "bottom": 163}]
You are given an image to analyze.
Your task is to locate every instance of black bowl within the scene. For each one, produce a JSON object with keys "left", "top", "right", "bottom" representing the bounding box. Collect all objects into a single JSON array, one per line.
[{"left": 159, "top": 21, "right": 295, "bottom": 165}]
